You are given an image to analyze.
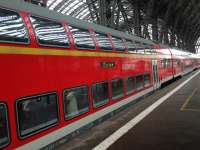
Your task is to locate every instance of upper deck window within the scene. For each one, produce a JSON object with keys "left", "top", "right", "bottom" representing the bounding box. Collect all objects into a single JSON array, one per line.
[
  {"left": 95, "top": 32, "right": 113, "bottom": 51},
  {"left": 126, "top": 40, "right": 137, "bottom": 52},
  {"left": 0, "top": 8, "right": 29, "bottom": 44},
  {"left": 16, "top": 93, "right": 59, "bottom": 138},
  {"left": 30, "top": 16, "right": 70, "bottom": 47},
  {"left": 111, "top": 36, "right": 126, "bottom": 52},
  {"left": 0, "top": 103, "right": 9, "bottom": 148},
  {"left": 69, "top": 26, "right": 95, "bottom": 50}
]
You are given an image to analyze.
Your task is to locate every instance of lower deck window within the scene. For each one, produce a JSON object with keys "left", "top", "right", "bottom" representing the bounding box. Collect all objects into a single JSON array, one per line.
[
  {"left": 136, "top": 75, "right": 144, "bottom": 90},
  {"left": 16, "top": 93, "right": 59, "bottom": 138},
  {"left": 92, "top": 82, "right": 109, "bottom": 108},
  {"left": 63, "top": 86, "right": 89, "bottom": 120},
  {"left": 112, "top": 79, "right": 124, "bottom": 100},
  {"left": 144, "top": 74, "right": 150, "bottom": 87},
  {"left": 0, "top": 103, "right": 9, "bottom": 148},
  {"left": 126, "top": 76, "right": 136, "bottom": 95}
]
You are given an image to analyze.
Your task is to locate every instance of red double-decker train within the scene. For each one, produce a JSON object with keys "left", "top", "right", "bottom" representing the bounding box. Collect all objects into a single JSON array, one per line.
[{"left": 0, "top": 1, "right": 200, "bottom": 149}]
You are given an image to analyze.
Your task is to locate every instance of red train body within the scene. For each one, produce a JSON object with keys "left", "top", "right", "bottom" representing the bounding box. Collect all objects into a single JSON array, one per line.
[{"left": 0, "top": 1, "right": 200, "bottom": 150}]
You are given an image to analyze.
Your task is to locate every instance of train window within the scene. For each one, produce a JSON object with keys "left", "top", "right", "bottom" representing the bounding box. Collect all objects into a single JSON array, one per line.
[
  {"left": 63, "top": 86, "right": 90, "bottom": 120},
  {"left": 137, "top": 48, "right": 145, "bottom": 54},
  {"left": 0, "top": 8, "right": 29, "bottom": 44},
  {"left": 126, "top": 40, "right": 137, "bottom": 52},
  {"left": 136, "top": 75, "right": 144, "bottom": 90},
  {"left": 161, "top": 59, "right": 170, "bottom": 68},
  {"left": 144, "top": 73, "right": 150, "bottom": 87},
  {"left": 177, "top": 59, "right": 181, "bottom": 66},
  {"left": 126, "top": 76, "right": 136, "bottom": 95},
  {"left": 30, "top": 16, "right": 69, "bottom": 47},
  {"left": 161, "top": 59, "right": 165, "bottom": 68},
  {"left": 145, "top": 49, "right": 153, "bottom": 54},
  {"left": 16, "top": 93, "right": 59, "bottom": 138},
  {"left": 112, "top": 79, "right": 124, "bottom": 100},
  {"left": 167, "top": 59, "right": 171, "bottom": 67},
  {"left": 111, "top": 36, "right": 126, "bottom": 52},
  {"left": 95, "top": 32, "right": 113, "bottom": 51},
  {"left": 0, "top": 103, "right": 9, "bottom": 148},
  {"left": 92, "top": 82, "right": 109, "bottom": 108},
  {"left": 69, "top": 26, "right": 95, "bottom": 50}
]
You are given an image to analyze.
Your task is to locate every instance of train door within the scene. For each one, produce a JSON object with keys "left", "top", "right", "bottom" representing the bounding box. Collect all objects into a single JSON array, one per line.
[{"left": 152, "top": 60, "right": 160, "bottom": 90}]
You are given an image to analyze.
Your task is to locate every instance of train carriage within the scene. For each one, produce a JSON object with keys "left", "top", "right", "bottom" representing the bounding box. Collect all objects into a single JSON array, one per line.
[{"left": 0, "top": 0, "right": 199, "bottom": 149}]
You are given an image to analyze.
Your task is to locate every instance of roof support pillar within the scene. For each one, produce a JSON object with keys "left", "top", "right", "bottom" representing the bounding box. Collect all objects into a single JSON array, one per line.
[
  {"left": 133, "top": 1, "right": 141, "bottom": 36},
  {"left": 143, "top": 24, "right": 150, "bottom": 39},
  {"left": 159, "top": 23, "right": 169, "bottom": 45},
  {"left": 170, "top": 32, "right": 176, "bottom": 46},
  {"left": 98, "top": 0, "right": 114, "bottom": 26},
  {"left": 152, "top": 19, "right": 158, "bottom": 41},
  {"left": 163, "top": 28, "right": 169, "bottom": 45},
  {"left": 86, "top": 0, "right": 99, "bottom": 23}
]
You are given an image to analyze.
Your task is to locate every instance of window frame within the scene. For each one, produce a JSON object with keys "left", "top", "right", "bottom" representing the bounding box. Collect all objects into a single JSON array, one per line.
[
  {"left": 95, "top": 32, "right": 113, "bottom": 51},
  {"left": 144, "top": 73, "right": 151, "bottom": 87},
  {"left": 29, "top": 15, "right": 70, "bottom": 48},
  {"left": 0, "top": 102, "right": 10, "bottom": 149},
  {"left": 69, "top": 25, "right": 96, "bottom": 50},
  {"left": 111, "top": 78, "right": 124, "bottom": 101},
  {"left": 135, "top": 74, "right": 144, "bottom": 90},
  {"left": 92, "top": 81, "right": 110, "bottom": 108},
  {"left": 125, "top": 76, "right": 136, "bottom": 95},
  {"left": 111, "top": 36, "right": 126, "bottom": 52},
  {"left": 125, "top": 39, "right": 137, "bottom": 53},
  {"left": 0, "top": 7, "right": 30, "bottom": 45},
  {"left": 63, "top": 85, "right": 90, "bottom": 121},
  {"left": 15, "top": 92, "right": 60, "bottom": 139}
]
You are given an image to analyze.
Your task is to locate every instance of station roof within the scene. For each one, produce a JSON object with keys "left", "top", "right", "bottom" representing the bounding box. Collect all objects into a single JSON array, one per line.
[{"left": 26, "top": 0, "right": 200, "bottom": 53}]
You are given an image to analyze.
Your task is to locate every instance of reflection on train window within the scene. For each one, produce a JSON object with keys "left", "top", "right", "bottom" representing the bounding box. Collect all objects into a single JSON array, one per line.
[
  {"left": 69, "top": 26, "right": 95, "bottom": 50},
  {"left": 0, "top": 8, "right": 29, "bottom": 44},
  {"left": 30, "top": 16, "right": 69, "bottom": 47},
  {"left": 177, "top": 59, "right": 181, "bottom": 66},
  {"left": 126, "top": 40, "right": 136, "bottom": 52},
  {"left": 161, "top": 59, "right": 171, "bottom": 68},
  {"left": 112, "top": 79, "right": 124, "bottom": 100},
  {"left": 0, "top": 103, "right": 9, "bottom": 148},
  {"left": 136, "top": 75, "right": 144, "bottom": 90},
  {"left": 95, "top": 32, "right": 113, "bottom": 51},
  {"left": 161, "top": 59, "right": 165, "bottom": 68},
  {"left": 16, "top": 93, "right": 59, "bottom": 138},
  {"left": 92, "top": 82, "right": 109, "bottom": 108},
  {"left": 137, "top": 49, "right": 145, "bottom": 54},
  {"left": 144, "top": 73, "right": 150, "bottom": 87},
  {"left": 111, "top": 36, "right": 126, "bottom": 52},
  {"left": 63, "top": 86, "right": 89, "bottom": 120},
  {"left": 126, "top": 76, "right": 135, "bottom": 95}
]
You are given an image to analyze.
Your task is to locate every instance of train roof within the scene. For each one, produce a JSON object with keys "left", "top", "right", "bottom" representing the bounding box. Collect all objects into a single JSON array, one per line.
[
  {"left": 0, "top": 0, "right": 154, "bottom": 46},
  {"left": 155, "top": 47, "right": 195, "bottom": 58}
]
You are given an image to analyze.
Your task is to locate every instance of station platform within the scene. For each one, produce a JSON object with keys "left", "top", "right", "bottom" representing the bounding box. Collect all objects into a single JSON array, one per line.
[{"left": 57, "top": 70, "right": 200, "bottom": 150}]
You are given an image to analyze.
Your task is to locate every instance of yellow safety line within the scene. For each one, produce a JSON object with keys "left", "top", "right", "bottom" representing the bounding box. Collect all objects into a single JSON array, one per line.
[
  {"left": 0, "top": 45, "right": 159, "bottom": 59},
  {"left": 180, "top": 88, "right": 198, "bottom": 111}
]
